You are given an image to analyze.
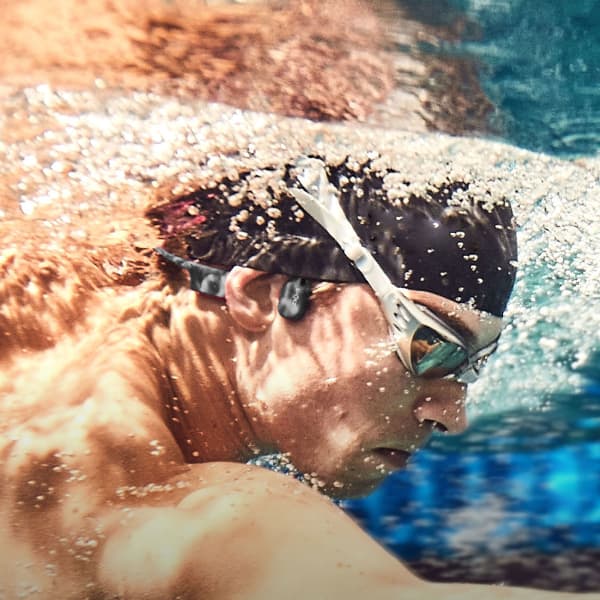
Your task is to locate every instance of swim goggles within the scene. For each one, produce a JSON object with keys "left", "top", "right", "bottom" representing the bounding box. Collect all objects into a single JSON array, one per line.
[{"left": 289, "top": 158, "right": 498, "bottom": 384}]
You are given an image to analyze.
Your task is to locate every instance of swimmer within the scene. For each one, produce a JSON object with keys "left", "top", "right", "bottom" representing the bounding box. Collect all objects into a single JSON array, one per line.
[{"left": 0, "top": 157, "right": 589, "bottom": 599}]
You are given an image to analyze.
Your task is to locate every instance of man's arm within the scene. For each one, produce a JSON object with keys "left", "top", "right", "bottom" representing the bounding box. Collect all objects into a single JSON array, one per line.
[
  {"left": 94, "top": 462, "right": 597, "bottom": 600},
  {"left": 3, "top": 449, "right": 594, "bottom": 599}
]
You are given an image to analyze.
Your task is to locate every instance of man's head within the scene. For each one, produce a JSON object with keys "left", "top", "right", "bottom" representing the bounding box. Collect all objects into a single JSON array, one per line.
[
  {"left": 149, "top": 155, "right": 517, "bottom": 496},
  {"left": 151, "top": 155, "right": 517, "bottom": 317}
]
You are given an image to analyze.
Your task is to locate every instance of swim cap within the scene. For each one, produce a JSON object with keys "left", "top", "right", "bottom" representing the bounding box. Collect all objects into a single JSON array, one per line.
[{"left": 150, "top": 156, "right": 517, "bottom": 317}]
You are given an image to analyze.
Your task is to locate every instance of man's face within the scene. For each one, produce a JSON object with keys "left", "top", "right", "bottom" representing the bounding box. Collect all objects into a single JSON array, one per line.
[{"left": 245, "top": 283, "right": 503, "bottom": 498}]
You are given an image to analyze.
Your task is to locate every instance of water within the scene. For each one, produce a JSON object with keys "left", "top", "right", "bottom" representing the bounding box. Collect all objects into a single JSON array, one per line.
[
  {"left": 343, "top": 1, "right": 600, "bottom": 590},
  {"left": 405, "top": 0, "right": 600, "bottom": 157}
]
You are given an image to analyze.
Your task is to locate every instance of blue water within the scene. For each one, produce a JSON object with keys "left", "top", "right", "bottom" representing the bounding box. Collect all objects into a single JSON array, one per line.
[
  {"left": 413, "top": 0, "right": 600, "bottom": 157},
  {"left": 345, "top": 2, "right": 600, "bottom": 589}
]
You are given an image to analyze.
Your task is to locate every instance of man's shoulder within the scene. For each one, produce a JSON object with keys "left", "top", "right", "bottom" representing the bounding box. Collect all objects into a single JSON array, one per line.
[{"left": 0, "top": 326, "right": 182, "bottom": 495}]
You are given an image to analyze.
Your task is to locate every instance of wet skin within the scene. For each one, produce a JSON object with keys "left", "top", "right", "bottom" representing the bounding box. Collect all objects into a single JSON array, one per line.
[
  {"left": 222, "top": 277, "right": 503, "bottom": 497},
  {"left": 148, "top": 268, "right": 503, "bottom": 497},
  {"left": 0, "top": 269, "right": 512, "bottom": 599}
]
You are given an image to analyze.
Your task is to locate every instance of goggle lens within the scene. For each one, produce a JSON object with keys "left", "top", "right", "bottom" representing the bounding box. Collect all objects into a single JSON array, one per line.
[{"left": 411, "top": 326, "right": 469, "bottom": 378}]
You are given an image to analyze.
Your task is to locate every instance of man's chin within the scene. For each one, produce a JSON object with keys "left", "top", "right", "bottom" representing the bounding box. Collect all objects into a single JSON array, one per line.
[{"left": 321, "top": 474, "right": 386, "bottom": 500}]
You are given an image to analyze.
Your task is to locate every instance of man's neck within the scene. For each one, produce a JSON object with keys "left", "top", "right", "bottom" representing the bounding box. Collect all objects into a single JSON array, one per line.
[{"left": 147, "top": 288, "right": 265, "bottom": 464}]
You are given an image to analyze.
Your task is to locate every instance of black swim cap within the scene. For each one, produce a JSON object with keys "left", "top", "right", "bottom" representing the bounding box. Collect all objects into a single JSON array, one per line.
[{"left": 150, "top": 157, "right": 517, "bottom": 317}]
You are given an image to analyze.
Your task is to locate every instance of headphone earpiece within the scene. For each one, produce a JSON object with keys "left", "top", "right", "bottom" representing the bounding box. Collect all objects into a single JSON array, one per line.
[
  {"left": 156, "top": 248, "right": 313, "bottom": 321},
  {"left": 278, "top": 278, "right": 312, "bottom": 321}
]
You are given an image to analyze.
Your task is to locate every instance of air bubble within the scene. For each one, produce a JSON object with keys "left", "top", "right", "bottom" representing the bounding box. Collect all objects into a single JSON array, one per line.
[{"left": 237, "top": 209, "right": 250, "bottom": 222}]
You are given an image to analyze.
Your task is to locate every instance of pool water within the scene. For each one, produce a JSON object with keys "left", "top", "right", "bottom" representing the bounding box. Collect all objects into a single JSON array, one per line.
[
  {"left": 344, "top": 0, "right": 600, "bottom": 590},
  {"left": 410, "top": 0, "right": 600, "bottom": 157}
]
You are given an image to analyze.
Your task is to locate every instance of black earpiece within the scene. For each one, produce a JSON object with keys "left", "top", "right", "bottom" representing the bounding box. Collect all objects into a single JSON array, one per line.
[{"left": 278, "top": 278, "right": 312, "bottom": 321}]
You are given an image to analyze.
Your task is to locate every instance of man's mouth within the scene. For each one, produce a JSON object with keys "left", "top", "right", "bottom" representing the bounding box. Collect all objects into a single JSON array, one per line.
[{"left": 372, "top": 447, "right": 411, "bottom": 469}]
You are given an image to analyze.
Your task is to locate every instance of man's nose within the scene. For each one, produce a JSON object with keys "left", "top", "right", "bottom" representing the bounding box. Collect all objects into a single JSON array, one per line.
[{"left": 412, "top": 380, "right": 468, "bottom": 434}]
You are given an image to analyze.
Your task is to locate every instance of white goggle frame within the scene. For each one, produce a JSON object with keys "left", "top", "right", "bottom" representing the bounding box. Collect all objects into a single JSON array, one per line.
[{"left": 289, "top": 158, "right": 496, "bottom": 384}]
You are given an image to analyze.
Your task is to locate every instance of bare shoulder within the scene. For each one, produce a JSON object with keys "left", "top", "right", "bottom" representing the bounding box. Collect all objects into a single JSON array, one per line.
[{"left": 0, "top": 320, "right": 183, "bottom": 510}]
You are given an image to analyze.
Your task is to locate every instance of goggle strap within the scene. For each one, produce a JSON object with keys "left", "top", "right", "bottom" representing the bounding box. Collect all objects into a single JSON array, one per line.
[
  {"left": 292, "top": 163, "right": 465, "bottom": 349},
  {"left": 291, "top": 164, "right": 398, "bottom": 299},
  {"left": 155, "top": 247, "right": 227, "bottom": 297}
]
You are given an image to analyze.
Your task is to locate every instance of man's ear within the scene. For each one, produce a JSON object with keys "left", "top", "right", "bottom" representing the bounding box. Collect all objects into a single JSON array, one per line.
[{"left": 225, "top": 267, "right": 283, "bottom": 332}]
